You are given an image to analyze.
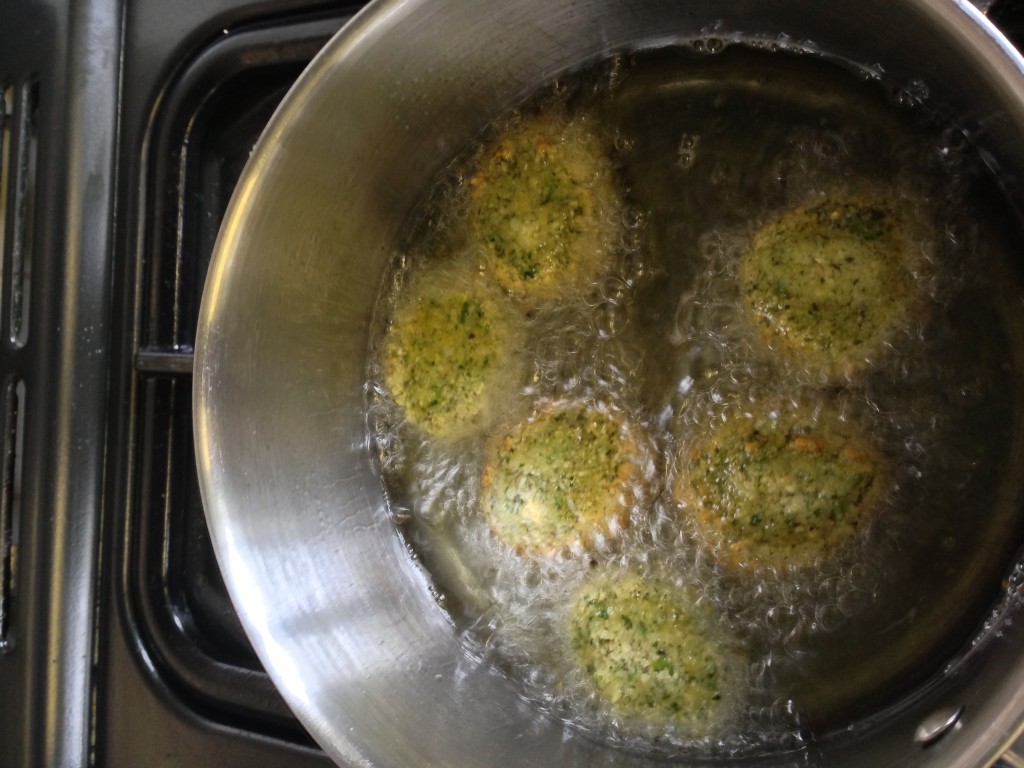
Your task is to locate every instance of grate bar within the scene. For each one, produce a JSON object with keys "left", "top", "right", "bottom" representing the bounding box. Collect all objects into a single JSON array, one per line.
[
  {"left": 8, "top": 79, "right": 38, "bottom": 348},
  {"left": 0, "top": 378, "right": 23, "bottom": 652},
  {"left": 135, "top": 345, "right": 194, "bottom": 376},
  {"left": 0, "top": 84, "right": 11, "bottom": 326}
]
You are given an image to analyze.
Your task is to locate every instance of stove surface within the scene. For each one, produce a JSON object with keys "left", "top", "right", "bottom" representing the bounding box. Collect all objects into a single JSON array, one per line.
[
  {"left": 0, "top": 0, "right": 360, "bottom": 765},
  {"left": 3, "top": 0, "right": 1024, "bottom": 766}
]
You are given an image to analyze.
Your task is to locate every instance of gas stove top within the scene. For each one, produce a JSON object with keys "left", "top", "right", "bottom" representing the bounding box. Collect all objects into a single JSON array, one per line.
[
  {"left": 3, "top": 1, "right": 1024, "bottom": 766},
  {"left": 0, "top": 1, "right": 360, "bottom": 765}
]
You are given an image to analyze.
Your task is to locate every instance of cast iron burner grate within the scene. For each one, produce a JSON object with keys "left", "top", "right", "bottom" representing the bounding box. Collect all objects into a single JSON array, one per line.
[{"left": 127, "top": 9, "right": 358, "bottom": 741}]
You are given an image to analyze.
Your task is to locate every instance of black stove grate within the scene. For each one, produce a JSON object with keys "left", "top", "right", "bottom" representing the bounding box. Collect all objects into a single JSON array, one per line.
[
  {"left": 125, "top": 10, "right": 357, "bottom": 742},
  {"left": 0, "top": 75, "right": 36, "bottom": 655}
]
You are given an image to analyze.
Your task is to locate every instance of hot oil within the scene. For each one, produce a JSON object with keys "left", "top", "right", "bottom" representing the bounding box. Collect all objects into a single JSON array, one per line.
[
  {"left": 606, "top": 44, "right": 1024, "bottom": 731},
  {"left": 365, "top": 42, "right": 1024, "bottom": 756}
]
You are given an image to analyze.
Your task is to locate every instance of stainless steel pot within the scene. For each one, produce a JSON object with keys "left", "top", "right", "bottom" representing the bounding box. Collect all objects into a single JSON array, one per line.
[{"left": 193, "top": 1, "right": 1024, "bottom": 765}]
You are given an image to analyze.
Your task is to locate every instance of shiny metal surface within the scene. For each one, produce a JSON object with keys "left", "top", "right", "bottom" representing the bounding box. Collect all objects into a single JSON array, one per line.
[
  {"left": 194, "top": 1, "right": 1024, "bottom": 766},
  {"left": 0, "top": 0, "right": 122, "bottom": 766},
  {"left": 914, "top": 706, "right": 965, "bottom": 746}
]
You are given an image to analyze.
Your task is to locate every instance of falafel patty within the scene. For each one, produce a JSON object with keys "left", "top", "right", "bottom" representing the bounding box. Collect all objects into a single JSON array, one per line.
[
  {"left": 569, "top": 569, "right": 738, "bottom": 730},
  {"left": 468, "top": 112, "right": 621, "bottom": 300},
  {"left": 674, "top": 401, "right": 886, "bottom": 570},
  {"left": 739, "top": 190, "right": 918, "bottom": 378},
  {"left": 481, "top": 404, "right": 642, "bottom": 552},
  {"left": 382, "top": 277, "right": 515, "bottom": 439}
]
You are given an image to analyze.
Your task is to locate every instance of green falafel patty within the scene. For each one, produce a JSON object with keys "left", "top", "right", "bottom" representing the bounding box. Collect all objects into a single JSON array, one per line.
[
  {"left": 468, "top": 112, "right": 621, "bottom": 300},
  {"left": 481, "top": 405, "right": 642, "bottom": 552},
  {"left": 382, "top": 277, "right": 515, "bottom": 439},
  {"left": 740, "top": 190, "right": 918, "bottom": 377},
  {"left": 569, "top": 570, "right": 738, "bottom": 730},
  {"left": 675, "top": 402, "right": 886, "bottom": 570}
]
